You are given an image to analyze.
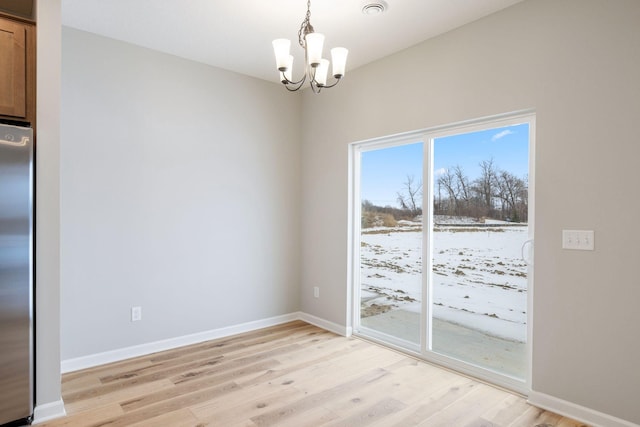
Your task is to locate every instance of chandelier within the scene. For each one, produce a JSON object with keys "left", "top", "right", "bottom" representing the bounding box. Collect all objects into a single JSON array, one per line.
[{"left": 272, "top": 0, "right": 348, "bottom": 93}]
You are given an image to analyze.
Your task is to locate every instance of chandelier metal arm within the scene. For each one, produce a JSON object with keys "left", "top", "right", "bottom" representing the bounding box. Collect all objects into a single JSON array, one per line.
[
  {"left": 308, "top": 65, "right": 342, "bottom": 91},
  {"left": 285, "top": 83, "right": 305, "bottom": 92},
  {"left": 280, "top": 72, "right": 306, "bottom": 86},
  {"left": 282, "top": 73, "right": 307, "bottom": 92},
  {"left": 316, "top": 76, "right": 342, "bottom": 89},
  {"left": 308, "top": 66, "right": 322, "bottom": 94}
]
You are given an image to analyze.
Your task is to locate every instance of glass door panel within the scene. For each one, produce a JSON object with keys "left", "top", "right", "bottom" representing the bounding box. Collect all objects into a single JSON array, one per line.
[
  {"left": 429, "top": 124, "right": 530, "bottom": 379},
  {"left": 358, "top": 142, "right": 423, "bottom": 347}
]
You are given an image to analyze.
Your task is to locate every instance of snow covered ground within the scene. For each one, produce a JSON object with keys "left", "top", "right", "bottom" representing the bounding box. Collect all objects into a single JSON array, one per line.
[{"left": 360, "top": 219, "right": 529, "bottom": 342}]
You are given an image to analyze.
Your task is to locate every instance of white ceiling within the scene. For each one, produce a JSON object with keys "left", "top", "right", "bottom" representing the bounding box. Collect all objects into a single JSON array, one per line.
[{"left": 61, "top": 0, "right": 524, "bottom": 83}]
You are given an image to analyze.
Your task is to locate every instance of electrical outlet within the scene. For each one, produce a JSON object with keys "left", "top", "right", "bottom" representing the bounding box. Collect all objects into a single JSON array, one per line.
[
  {"left": 562, "top": 230, "right": 595, "bottom": 251},
  {"left": 313, "top": 287, "right": 320, "bottom": 298},
  {"left": 131, "top": 306, "right": 142, "bottom": 322}
]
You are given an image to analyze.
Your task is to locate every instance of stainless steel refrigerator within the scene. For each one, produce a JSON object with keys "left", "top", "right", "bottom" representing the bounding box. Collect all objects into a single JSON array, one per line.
[{"left": 0, "top": 123, "right": 34, "bottom": 425}]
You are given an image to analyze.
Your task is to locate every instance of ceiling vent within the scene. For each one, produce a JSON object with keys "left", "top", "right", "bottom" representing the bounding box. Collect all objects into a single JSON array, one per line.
[{"left": 362, "top": 1, "right": 388, "bottom": 15}]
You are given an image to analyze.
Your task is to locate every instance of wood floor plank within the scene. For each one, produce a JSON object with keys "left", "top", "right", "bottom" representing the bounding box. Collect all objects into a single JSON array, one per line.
[
  {"left": 229, "top": 341, "right": 381, "bottom": 391},
  {"left": 143, "top": 320, "right": 311, "bottom": 366},
  {"left": 478, "top": 392, "right": 531, "bottom": 425},
  {"left": 192, "top": 384, "right": 307, "bottom": 425},
  {"left": 274, "top": 347, "right": 408, "bottom": 397},
  {"left": 249, "top": 368, "right": 392, "bottom": 425},
  {"left": 96, "top": 326, "right": 315, "bottom": 386},
  {"left": 180, "top": 324, "right": 316, "bottom": 361},
  {"left": 321, "top": 359, "right": 456, "bottom": 421},
  {"left": 126, "top": 408, "right": 199, "bottom": 427},
  {"left": 166, "top": 342, "right": 299, "bottom": 388},
  {"left": 60, "top": 375, "right": 103, "bottom": 395},
  {"left": 256, "top": 405, "right": 338, "bottom": 427},
  {"left": 508, "top": 404, "right": 586, "bottom": 427},
  {"left": 367, "top": 375, "right": 475, "bottom": 427},
  {"left": 269, "top": 334, "right": 366, "bottom": 371},
  {"left": 63, "top": 379, "right": 176, "bottom": 414},
  {"left": 38, "top": 403, "right": 124, "bottom": 427},
  {"left": 97, "top": 353, "right": 224, "bottom": 385},
  {"left": 557, "top": 417, "right": 590, "bottom": 427},
  {"left": 122, "top": 359, "right": 279, "bottom": 412},
  {"left": 45, "top": 321, "right": 587, "bottom": 427},
  {"left": 63, "top": 336, "right": 302, "bottom": 404},
  {"left": 417, "top": 382, "right": 511, "bottom": 426},
  {"left": 507, "top": 404, "right": 550, "bottom": 426},
  {"left": 270, "top": 330, "right": 360, "bottom": 365},
  {"left": 216, "top": 419, "right": 259, "bottom": 427},
  {"left": 62, "top": 359, "right": 155, "bottom": 385},
  {"left": 98, "top": 321, "right": 314, "bottom": 387},
  {"left": 323, "top": 397, "right": 407, "bottom": 427},
  {"left": 88, "top": 381, "right": 238, "bottom": 427}
]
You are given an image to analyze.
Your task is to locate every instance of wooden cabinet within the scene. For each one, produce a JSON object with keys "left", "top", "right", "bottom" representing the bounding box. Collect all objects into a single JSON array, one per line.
[{"left": 0, "top": 14, "right": 35, "bottom": 125}]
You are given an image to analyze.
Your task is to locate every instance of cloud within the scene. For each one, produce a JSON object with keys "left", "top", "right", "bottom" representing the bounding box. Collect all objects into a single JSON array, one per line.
[
  {"left": 434, "top": 167, "right": 447, "bottom": 176},
  {"left": 491, "top": 129, "right": 514, "bottom": 141}
]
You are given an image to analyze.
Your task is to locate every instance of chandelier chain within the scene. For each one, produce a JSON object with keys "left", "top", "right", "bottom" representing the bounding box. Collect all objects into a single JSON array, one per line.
[{"left": 297, "top": 0, "right": 313, "bottom": 48}]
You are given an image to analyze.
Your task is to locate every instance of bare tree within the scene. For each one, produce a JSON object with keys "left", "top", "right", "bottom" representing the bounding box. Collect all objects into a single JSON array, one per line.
[
  {"left": 453, "top": 165, "right": 475, "bottom": 215},
  {"left": 397, "top": 175, "right": 422, "bottom": 216},
  {"left": 437, "top": 169, "right": 458, "bottom": 215},
  {"left": 473, "top": 159, "right": 498, "bottom": 217},
  {"left": 495, "top": 171, "right": 528, "bottom": 222}
]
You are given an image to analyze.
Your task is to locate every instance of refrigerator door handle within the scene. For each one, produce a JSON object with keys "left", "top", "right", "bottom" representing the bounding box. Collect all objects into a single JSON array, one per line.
[{"left": 0, "top": 135, "right": 30, "bottom": 146}]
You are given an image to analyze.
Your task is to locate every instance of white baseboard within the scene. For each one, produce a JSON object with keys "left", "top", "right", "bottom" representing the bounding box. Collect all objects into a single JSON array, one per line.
[
  {"left": 61, "top": 312, "right": 301, "bottom": 373},
  {"left": 32, "top": 399, "right": 66, "bottom": 424},
  {"left": 528, "top": 391, "right": 639, "bottom": 427},
  {"left": 298, "top": 312, "right": 349, "bottom": 336}
]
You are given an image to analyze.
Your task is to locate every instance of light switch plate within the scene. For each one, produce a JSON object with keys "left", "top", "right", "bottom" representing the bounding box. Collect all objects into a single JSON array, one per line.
[{"left": 562, "top": 230, "right": 594, "bottom": 250}]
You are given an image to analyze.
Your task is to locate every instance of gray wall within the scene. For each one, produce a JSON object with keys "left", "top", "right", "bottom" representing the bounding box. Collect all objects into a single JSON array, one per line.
[
  {"left": 300, "top": 0, "right": 640, "bottom": 424},
  {"left": 60, "top": 28, "right": 302, "bottom": 359}
]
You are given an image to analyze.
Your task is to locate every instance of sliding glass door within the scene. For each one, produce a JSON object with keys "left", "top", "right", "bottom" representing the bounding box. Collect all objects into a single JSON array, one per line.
[{"left": 352, "top": 114, "right": 534, "bottom": 392}]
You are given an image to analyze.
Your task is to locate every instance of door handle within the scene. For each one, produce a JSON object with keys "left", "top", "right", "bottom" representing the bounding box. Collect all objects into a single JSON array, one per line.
[{"left": 521, "top": 239, "right": 534, "bottom": 266}]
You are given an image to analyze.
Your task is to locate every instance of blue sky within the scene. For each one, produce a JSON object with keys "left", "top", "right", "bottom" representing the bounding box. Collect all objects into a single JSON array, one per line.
[{"left": 360, "top": 123, "right": 529, "bottom": 207}]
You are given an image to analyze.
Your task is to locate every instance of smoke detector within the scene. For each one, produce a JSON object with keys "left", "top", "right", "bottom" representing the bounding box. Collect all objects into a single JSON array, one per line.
[{"left": 362, "top": 1, "right": 388, "bottom": 15}]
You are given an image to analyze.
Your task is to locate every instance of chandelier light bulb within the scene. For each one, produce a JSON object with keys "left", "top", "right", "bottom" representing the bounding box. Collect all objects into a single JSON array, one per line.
[
  {"left": 305, "top": 33, "right": 325, "bottom": 67},
  {"left": 283, "top": 55, "right": 294, "bottom": 82},
  {"left": 272, "top": 39, "right": 291, "bottom": 71},
  {"left": 331, "top": 47, "right": 348, "bottom": 78},
  {"left": 315, "top": 59, "right": 330, "bottom": 86}
]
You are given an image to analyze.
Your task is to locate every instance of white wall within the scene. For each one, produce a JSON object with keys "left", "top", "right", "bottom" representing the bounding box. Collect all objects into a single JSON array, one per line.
[
  {"left": 300, "top": 0, "right": 640, "bottom": 424},
  {"left": 60, "top": 28, "right": 301, "bottom": 360},
  {"left": 35, "top": 0, "right": 64, "bottom": 420}
]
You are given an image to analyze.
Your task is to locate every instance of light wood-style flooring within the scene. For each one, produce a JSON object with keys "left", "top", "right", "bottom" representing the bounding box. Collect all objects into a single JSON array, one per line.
[{"left": 40, "top": 321, "right": 587, "bottom": 426}]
